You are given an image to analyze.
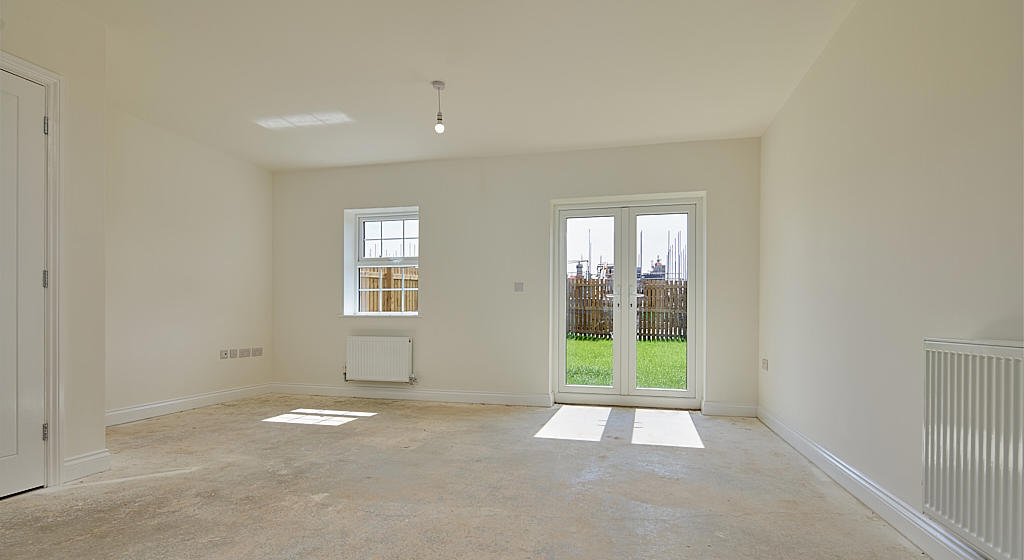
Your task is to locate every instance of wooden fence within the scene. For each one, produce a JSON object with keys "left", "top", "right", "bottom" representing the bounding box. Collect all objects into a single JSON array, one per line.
[{"left": 566, "top": 277, "right": 686, "bottom": 340}]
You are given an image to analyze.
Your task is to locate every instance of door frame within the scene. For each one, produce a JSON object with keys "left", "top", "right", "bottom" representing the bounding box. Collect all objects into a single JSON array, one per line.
[
  {"left": 549, "top": 192, "right": 706, "bottom": 409},
  {"left": 1, "top": 51, "right": 64, "bottom": 488}
]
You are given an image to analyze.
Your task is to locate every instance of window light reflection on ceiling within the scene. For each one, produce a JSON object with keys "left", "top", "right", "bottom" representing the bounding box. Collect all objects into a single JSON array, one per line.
[{"left": 255, "top": 112, "right": 353, "bottom": 129}]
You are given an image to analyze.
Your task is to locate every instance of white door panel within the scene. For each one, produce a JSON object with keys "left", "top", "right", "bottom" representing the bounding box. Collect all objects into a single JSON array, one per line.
[
  {"left": 625, "top": 205, "right": 698, "bottom": 399},
  {"left": 0, "top": 69, "right": 47, "bottom": 497},
  {"left": 556, "top": 209, "right": 623, "bottom": 396}
]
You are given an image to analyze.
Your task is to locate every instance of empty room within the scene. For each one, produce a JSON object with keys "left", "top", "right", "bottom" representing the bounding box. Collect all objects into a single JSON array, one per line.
[{"left": 1, "top": 1, "right": 1021, "bottom": 558}]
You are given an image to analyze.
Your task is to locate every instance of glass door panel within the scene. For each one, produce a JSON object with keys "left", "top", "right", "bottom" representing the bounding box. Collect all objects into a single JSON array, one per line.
[
  {"left": 633, "top": 212, "right": 688, "bottom": 391},
  {"left": 564, "top": 215, "right": 616, "bottom": 387}
]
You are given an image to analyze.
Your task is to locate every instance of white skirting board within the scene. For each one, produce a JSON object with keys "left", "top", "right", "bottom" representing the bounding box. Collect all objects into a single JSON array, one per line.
[
  {"left": 269, "top": 383, "right": 554, "bottom": 407},
  {"left": 758, "top": 408, "right": 986, "bottom": 560},
  {"left": 62, "top": 449, "right": 110, "bottom": 483},
  {"left": 105, "top": 383, "right": 553, "bottom": 427},
  {"left": 701, "top": 401, "right": 758, "bottom": 417},
  {"left": 105, "top": 384, "right": 271, "bottom": 426}
]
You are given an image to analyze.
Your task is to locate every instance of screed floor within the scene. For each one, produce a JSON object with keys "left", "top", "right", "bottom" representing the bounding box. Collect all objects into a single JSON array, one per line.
[{"left": 1, "top": 394, "right": 925, "bottom": 559}]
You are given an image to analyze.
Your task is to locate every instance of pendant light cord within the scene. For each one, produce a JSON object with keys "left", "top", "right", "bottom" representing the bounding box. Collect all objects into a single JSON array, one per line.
[{"left": 431, "top": 80, "right": 446, "bottom": 133}]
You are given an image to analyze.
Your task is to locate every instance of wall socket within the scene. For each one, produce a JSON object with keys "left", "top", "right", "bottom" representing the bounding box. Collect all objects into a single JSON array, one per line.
[
  {"left": 761, "top": 358, "right": 769, "bottom": 371},
  {"left": 513, "top": 281, "right": 525, "bottom": 293},
  {"left": 223, "top": 347, "right": 264, "bottom": 359}
]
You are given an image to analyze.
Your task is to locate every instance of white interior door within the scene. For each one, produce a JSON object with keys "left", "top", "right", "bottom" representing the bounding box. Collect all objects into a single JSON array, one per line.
[
  {"left": 555, "top": 199, "right": 702, "bottom": 409},
  {"left": 0, "top": 69, "right": 47, "bottom": 497}
]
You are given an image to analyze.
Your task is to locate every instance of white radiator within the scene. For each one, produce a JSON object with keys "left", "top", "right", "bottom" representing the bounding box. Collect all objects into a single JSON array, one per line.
[
  {"left": 345, "top": 336, "right": 414, "bottom": 383},
  {"left": 924, "top": 338, "right": 1023, "bottom": 560}
]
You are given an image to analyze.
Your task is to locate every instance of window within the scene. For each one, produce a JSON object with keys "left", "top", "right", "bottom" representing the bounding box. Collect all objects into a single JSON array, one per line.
[{"left": 346, "top": 208, "right": 419, "bottom": 315}]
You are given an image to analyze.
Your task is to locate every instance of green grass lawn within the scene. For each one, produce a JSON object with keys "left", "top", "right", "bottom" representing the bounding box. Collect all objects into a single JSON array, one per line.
[{"left": 565, "top": 337, "right": 686, "bottom": 389}]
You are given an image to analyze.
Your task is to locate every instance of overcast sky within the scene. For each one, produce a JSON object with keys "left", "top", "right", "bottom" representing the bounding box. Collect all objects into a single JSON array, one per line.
[{"left": 566, "top": 213, "right": 687, "bottom": 278}]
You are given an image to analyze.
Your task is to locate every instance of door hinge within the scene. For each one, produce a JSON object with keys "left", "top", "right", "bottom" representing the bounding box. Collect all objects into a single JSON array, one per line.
[
  {"left": 42, "top": 269, "right": 48, "bottom": 288},
  {"left": 43, "top": 116, "right": 49, "bottom": 135},
  {"left": 42, "top": 423, "right": 49, "bottom": 441}
]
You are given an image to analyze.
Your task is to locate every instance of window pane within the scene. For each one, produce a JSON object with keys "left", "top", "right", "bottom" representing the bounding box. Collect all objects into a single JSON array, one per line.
[
  {"left": 404, "top": 219, "right": 419, "bottom": 238},
  {"left": 358, "top": 267, "right": 381, "bottom": 289},
  {"left": 398, "top": 267, "right": 418, "bottom": 289},
  {"left": 363, "top": 240, "right": 382, "bottom": 258},
  {"left": 404, "top": 289, "right": 419, "bottom": 312},
  {"left": 364, "top": 221, "right": 381, "bottom": 240},
  {"left": 381, "top": 239, "right": 402, "bottom": 257},
  {"left": 564, "top": 215, "right": 615, "bottom": 387},
  {"left": 381, "top": 220, "right": 403, "bottom": 239},
  {"left": 404, "top": 238, "right": 419, "bottom": 258},
  {"left": 381, "top": 290, "right": 403, "bottom": 312},
  {"left": 358, "top": 290, "right": 378, "bottom": 313},
  {"left": 380, "top": 267, "right": 403, "bottom": 290}
]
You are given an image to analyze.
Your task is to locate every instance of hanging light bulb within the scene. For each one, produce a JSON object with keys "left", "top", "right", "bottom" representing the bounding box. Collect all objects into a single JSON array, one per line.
[{"left": 432, "top": 80, "right": 446, "bottom": 134}]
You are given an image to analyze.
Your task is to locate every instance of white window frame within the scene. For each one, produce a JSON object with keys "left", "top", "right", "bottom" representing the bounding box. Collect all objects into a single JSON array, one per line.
[{"left": 342, "top": 206, "right": 419, "bottom": 316}]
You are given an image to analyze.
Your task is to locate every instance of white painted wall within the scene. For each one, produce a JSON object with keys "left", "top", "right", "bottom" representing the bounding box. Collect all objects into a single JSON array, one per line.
[
  {"left": 106, "top": 112, "right": 273, "bottom": 411},
  {"left": 1, "top": 0, "right": 108, "bottom": 460},
  {"left": 759, "top": 0, "right": 1023, "bottom": 509},
  {"left": 274, "top": 139, "right": 760, "bottom": 406}
]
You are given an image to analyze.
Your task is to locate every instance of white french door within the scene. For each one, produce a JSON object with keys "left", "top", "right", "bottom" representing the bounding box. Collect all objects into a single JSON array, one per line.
[
  {"left": 554, "top": 198, "right": 702, "bottom": 409},
  {"left": 0, "top": 69, "right": 47, "bottom": 497}
]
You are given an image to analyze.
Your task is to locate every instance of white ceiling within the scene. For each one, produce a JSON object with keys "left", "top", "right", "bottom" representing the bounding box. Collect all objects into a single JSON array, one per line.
[{"left": 80, "top": 0, "right": 856, "bottom": 171}]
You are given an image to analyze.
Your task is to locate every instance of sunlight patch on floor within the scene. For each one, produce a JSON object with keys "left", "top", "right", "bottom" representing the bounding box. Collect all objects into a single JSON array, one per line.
[
  {"left": 631, "top": 409, "right": 704, "bottom": 448},
  {"left": 534, "top": 405, "right": 611, "bottom": 442},
  {"left": 262, "top": 413, "right": 358, "bottom": 426}
]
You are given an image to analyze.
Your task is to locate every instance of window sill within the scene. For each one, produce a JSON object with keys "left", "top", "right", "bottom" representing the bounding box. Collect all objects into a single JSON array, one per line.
[{"left": 338, "top": 312, "right": 420, "bottom": 318}]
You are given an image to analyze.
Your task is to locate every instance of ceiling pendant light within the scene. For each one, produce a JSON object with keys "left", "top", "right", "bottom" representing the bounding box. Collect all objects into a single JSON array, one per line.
[{"left": 432, "top": 80, "right": 446, "bottom": 134}]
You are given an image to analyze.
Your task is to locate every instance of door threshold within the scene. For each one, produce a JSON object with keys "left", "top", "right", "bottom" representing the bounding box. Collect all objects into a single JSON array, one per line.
[{"left": 554, "top": 392, "right": 700, "bottom": 410}]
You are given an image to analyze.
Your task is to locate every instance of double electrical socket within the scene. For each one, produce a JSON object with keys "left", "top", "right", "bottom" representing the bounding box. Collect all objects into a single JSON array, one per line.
[{"left": 220, "top": 347, "right": 264, "bottom": 359}]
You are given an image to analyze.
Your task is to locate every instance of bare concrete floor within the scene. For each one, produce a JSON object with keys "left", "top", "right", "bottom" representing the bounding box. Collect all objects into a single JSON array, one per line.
[{"left": 1, "top": 394, "right": 925, "bottom": 559}]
